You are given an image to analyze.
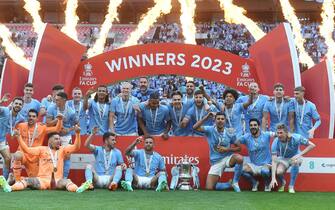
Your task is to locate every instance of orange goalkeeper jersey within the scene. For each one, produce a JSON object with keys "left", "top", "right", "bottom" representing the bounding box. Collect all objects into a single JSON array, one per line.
[
  {"left": 16, "top": 120, "right": 62, "bottom": 163},
  {"left": 17, "top": 133, "right": 81, "bottom": 180}
]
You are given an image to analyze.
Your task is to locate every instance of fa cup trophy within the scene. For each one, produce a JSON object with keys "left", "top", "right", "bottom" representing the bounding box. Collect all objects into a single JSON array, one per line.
[{"left": 170, "top": 158, "right": 200, "bottom": 190}]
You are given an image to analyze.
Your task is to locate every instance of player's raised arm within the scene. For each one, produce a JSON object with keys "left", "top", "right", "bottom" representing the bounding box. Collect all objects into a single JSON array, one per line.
[
  {"left": 125, "top": 136, "right": 142, "bottom": 156},
  {"left": 84, "top": 127, "right": 99, "bottom": 152},
  {"left": 45, "top": 113, "right": 64, "bottom": 133},
  {"left": 64, "top": 125, "right": 81, "bottom": 154},
  {"left": 193, "top": 112, "right": 215, "bottom": 132},
  {"left": 14, "top": 130, "right": 41, "bottom": 156}
]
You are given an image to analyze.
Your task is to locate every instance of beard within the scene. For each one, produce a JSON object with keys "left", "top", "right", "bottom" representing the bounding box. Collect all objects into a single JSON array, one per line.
[{"left": 250, "top": 128, "right": 258, "bottom": 135}]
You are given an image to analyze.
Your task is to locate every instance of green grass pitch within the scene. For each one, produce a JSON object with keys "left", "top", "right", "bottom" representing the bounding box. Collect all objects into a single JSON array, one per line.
[{"left": 0, "top": 190, "right": 334, "bottom": 210}]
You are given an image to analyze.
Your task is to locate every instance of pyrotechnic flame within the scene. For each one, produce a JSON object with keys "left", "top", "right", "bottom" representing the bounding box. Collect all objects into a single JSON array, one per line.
[
  {"left": 319, "top": 0, "right": 335, "bottom": 80},
  {"left": 179, "top": 0, "right": 197, "bottom": 44},
  {"left": 279, "top": 0, "right": 314, "bottom": 68},
  {"left": 23, "top": 0, "right": 45, "bottom": 35},
  {"left": 0, "top": 24, "right": 31, "bottom": 69},
  {"left": 87, "top": 0, "right": 123, "bottom": 58},
  {"left": 217, "top": 0, "right": 265, "bottom": 41},
  {"left": 122, "top": 0, "right": 172, "bottom": 48},
  {"left": 61, "top": 0, "right": 80, "bottom": 42}
]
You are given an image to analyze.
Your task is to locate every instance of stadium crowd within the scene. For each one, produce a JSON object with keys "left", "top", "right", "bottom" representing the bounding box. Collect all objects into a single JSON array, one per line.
[
  {"left": 0, "top": 20, "right": 331, "bottom": 71},
  {"left": 0, "top": 76, "right": 320, "bottom": 193}
]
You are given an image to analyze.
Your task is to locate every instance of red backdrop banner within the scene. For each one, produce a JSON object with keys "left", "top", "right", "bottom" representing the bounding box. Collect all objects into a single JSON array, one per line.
[
  {"left": 249, "top": 23, "right": 301, "bottom": 96},
  {"left": 0, "top": 59, "right": 29, "bottom": 105},
  {"left": 71, "top": 43, "right": 259, "bottom": 94},
  {"left": 29, "top": 24, "right": 86, "bottom": 100},
  {"left": 301, "top": 59, "right": 335, "bottom": 138}
]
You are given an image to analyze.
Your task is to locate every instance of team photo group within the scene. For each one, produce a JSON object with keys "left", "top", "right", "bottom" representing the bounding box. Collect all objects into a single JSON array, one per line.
[{"left": 0, "top": 76, "right": 320, "bottom": 194}]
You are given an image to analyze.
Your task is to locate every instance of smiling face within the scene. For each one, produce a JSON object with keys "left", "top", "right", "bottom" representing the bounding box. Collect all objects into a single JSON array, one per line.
[
  {"left": 294, "top": 90, "right": 304, "bottom": 101},
  {"left": 97, "top": 86, "right": 108, "bottom": 101},
  {"left": 12, "top": 99, "right": 23, "bottom": 113},
  {"left": 144, "top": 137, "right": 154, "bottom": 152},
  {"left": 224, "top": 93, "right": 236, "bottom": 106},
  {"left": 24, "top": 86, "right": 34, "bottom": 98},
  {"left": 186, "top": 82, "right": 195, "bottom": 95},
  {"left": 121, "top": 84, "right": 132, "bottom": 97},
  {"left": 148, "top": 98, "right": 160, "bottom": 109},
  {"left": 276, "top": 128, "right": 288, "bottom": 142},
  {"left": 215, "top": 114, "right": 225, "bottom": 129},
  {"left": 55, "top": 95, "right": 66, "bottom": 108},
  {"left": 273, "top": 86, "right": 284, "bottom": 98},
  {"left": 49, "top": 134, "right": 61, "bottom": 150},
  {"left": 72, "top": 88, "right": 82, "bottom": 102},
  {"left": 139, "top": 78, "right": 148, "bottom": 92},
  {"left": 248, "top": 82, "right": 259, "bottom": 94},
  {"left": 27, "top": 111, "right": 38, "bottom": 126},
  {"left": 249, "top": 120, "right": 260, "bottom": 136},
  {"left": 194, "top": 93, "right": 204, "bottom": 107},
  {"left": 172, "top": 94, "right": 182, "bottom": 108},
  {"left": 104, "top": 135, "right": 116, "bottom": 149}
]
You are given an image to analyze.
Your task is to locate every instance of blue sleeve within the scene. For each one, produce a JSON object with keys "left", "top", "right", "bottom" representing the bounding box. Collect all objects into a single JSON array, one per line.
[
  {"left": 202, "top": 126, "right": 211, "bottom": 135},
  {"left": 93, "top": 146, "right": 99, "bottom": 156},
  {"left": 235, "top": 96, "right": 244, "bottom": 104},
  {"left": 46, "top": 106, "right": 55, "bottom": 118},
  {"left": 236, "top": 102, "right": 244, "bottom": 113},
  {"left": 288, "top": 99, "right": 295, "bottom": 112},
  {"left": 117, "top": 150, "right": 124, "bottom": 164},
  {"left": 298, "top": 135, "right": 309, "bottom": 146},
  {"left": 111, "top": 98, "right": 117, "bottom": 113},
  {"left": 0, "top": 107, "right": 5, "bottom": 115},
  {"left": 310, "top": 103, "right": 321, "bottom": 130},
  {"left": 164, "top": 106, "right": 170, "bottom": 121},
  {"left": 239, "top": 135, "right": 247, "bottom": 144},
  {"left": 36, "top": 100, "right": 41, "bottom": 111},
  {"left": 88, "top": 99, "right": 93, "bottom": 110},
  {"left": 264, "top": 132, "right": 273, "bottom": 143},
  {"left": 271, "top": 139, "right": 279, "bottom": 155},
  {"left": 263, "top": 101, "right": 270, "bottom": 113},
  {"left": 209, "top": 104, "right": 219, "bottom": 112},
  {"left": 159, "top": 156, "right": 166, "bottom": 171},
  {"left": 131, "top": 149, "right": 140, "bottom": 158},
  {"left": 72, "top": 113, "right": 79, "bottom": 125},
  {"left": 41, "top": 98, "right": 47, "bottom": 108},
  {"left": 311, "top": 103, "right": 319, "bottom": 119},
  {"left": 139, "top": 103, "right": 145, "bottom": 112},
  {"left": 185, "top": 107, "right": 194, "bottom": 119}
]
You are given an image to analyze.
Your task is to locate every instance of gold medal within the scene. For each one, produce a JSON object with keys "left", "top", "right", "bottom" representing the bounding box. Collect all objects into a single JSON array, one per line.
[
  {"left": 146, "top": 172, "right": 150, "bottom": 177},
  {"left": 53, "top": 167, "right": 57, "bottom": 172}
]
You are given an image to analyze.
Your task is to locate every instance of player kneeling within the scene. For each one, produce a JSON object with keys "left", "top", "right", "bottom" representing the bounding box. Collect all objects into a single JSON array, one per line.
[
  {"left": 0, "top": 126, "right": 82, "bottom": 192},
  {"left": 121, "top": 136, "right": 168, "bottom": 192},
  {"left": 76, "top": 127, "right": 126, "bottom": 192},
  {"left": 270, "top": 123, "right": 315, "bottom": 193}
]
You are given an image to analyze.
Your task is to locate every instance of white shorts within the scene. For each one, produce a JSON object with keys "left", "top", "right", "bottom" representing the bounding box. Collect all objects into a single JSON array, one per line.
[
  {"left": 208, "top": 155, "right": 233, "bottom": 177},
  {"left": 136, "top": 176, "right": 153, "bottom": 189},
  {"left": 276, "top": 157, "right": 302, "bottom": 168},
  {"left": 245, "top": 162, "right": 270, "bottom": 175},
  {"left": 60, "top": 135, "right": 72, "bottom": 146},
  {"left": 0, "top": 141, "right": 9, "bottom": 151},
  {"left": 95, "top": 175, "right": 112, "bottom": 188}
]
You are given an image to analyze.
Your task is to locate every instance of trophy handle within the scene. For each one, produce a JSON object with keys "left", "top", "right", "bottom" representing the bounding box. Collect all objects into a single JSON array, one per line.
[
  {"left": 191, "top": 165, "right": 200, "bottom": 189},
  {"left": 170, "top": 166, "right": 180, "bottom": 190}
]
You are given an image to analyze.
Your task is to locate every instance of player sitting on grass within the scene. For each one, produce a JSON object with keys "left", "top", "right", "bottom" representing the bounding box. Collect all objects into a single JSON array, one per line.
[
  {"left": 76, "top": 127, "right": 126, "bottom": 192},
  {"left": 0, "top": 125, "right": 83, "bottom": 192},
  {"left": 121, "top": 136, "right": 168, "bottom": 192},
  {"left": 270, "top": 123, "right": 316, "bottom": 193}
]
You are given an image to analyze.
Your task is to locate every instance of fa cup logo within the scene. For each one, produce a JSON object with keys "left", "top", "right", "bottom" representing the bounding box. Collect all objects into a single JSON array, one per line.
[
  {"left": 241, "top": 63, "right": 250, "bottom": 77},
  {"left": 83, "top": 62, "right": 93, "bottom": 77}
]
